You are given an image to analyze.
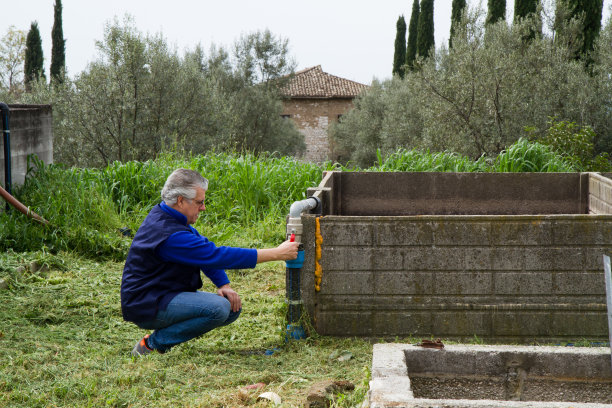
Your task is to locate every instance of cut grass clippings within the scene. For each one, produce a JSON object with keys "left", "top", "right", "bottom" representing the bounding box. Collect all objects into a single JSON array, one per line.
[{"left": 0, "top": 250, "right": 372, "bottom": 407}]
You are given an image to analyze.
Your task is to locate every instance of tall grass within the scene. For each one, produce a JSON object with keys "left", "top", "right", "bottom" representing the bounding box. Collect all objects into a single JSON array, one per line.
[
  {"left": 0, "top": 140, "right": 579, "bottom": 259},
  {"left": 492, "top": 138, "right": 574, "bottom": 172},
  {"left": 373, "top": 148, "right": 489, "bottom": 172},
  {"left": 0, "top": 152, "right": 323, "bottom": 258},
  {"left": 0, "top": 157, "right": 128, "bottom": 259}
]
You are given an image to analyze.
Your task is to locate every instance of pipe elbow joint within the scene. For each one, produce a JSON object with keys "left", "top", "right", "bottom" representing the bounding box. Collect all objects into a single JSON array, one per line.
[{"left": 289, "top": 196, "right": 320, "bottom": 218}]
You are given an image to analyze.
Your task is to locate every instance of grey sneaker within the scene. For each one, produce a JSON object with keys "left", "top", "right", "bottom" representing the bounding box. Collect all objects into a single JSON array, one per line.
[{"left": 132, "top": 334, "right": 153, "bottom": 356}]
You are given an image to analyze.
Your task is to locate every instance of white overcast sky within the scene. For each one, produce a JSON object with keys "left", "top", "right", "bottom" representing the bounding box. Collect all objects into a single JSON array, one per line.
[{"left": 4, "top": 0, "right": 612, "bottom": 85}]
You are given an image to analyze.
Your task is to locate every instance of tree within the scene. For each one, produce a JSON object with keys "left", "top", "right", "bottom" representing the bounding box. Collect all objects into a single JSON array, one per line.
[
  {"left": 393, "top": 16, "right": 407, "bottom": 77},
  {"left": 51, "top": 0, "right": 66, "bottom": 83},
  {"left": 514, "top": 0, "right": 538, "bottom": 20},
  {"left": 450, "top": 0, "right": 467, "bottom": 48},
  {"left": 514, "top": 0, "right": 540, "bottom": 41},
  {"left": 555, "top": 0, "right": 604, "bottom": 61},
  {"left": 406, "top": 0, "right": 420, "bottom": 70},
  {"left": 0, "top": 26, "right": 26, "bottom": 97},
  {"left": 233, "top": 29, "right": 295, "bottom": 86},
  {"left": 581, "top": 0, "right": 604, "bottom": 56},
  {"left": 486, "top": 0, "right": 506, "bottom": 25},
  {"left": 417, "top": 0, "right": 435, "bottom": 59},
  {"left": 24, "top": 22, "right": 45, "bottom": 90}
]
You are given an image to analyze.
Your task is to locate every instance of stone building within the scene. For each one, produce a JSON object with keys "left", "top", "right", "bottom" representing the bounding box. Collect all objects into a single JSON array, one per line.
[{"left": 281, "top": 65, "right": 368, "bottom": 163}]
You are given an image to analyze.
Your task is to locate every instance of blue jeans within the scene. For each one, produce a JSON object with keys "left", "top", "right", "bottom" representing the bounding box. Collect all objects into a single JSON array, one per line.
[{"left": 135, "top": 291, "right": 241, "bottom": 353}]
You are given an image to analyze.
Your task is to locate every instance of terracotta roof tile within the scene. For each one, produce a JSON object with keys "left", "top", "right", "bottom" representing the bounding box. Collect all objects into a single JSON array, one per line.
[{"left": 281, "top": 65, "right": 369, "bottom": 98}]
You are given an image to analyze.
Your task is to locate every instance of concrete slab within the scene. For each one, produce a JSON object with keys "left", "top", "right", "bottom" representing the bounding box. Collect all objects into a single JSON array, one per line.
[{"left": 369, "top": 344, "right": 612, "bottom": 408}]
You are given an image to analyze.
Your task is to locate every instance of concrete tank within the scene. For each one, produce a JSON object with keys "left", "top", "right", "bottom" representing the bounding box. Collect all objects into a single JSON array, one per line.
[{"left": 297, "top": 171, "right": 612, "bottom": 342}]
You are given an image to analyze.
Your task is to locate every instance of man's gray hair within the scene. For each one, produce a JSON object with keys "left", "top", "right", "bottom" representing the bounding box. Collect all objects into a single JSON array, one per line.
[{"left": 161, "top": 169, "right": 208, "bottom": 205}]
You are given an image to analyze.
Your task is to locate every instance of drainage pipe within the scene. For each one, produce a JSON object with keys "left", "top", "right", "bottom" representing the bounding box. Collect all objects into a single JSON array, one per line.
[
  {"left": 285, "top": 196, "right": 320, "bottom": 340},
  {"left": 0, "top": 184, "right": 49, "bottom": 225},
  {"left": 1, "top": 103, "right": 11, "bottom": 206}
]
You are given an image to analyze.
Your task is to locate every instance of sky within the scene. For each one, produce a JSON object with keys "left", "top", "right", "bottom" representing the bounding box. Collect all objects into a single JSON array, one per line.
[{"left": 4, "top": 0, "right": 612, "bottom": 85}]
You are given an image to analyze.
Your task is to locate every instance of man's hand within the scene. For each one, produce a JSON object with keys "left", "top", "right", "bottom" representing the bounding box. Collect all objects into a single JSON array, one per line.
[
  {"left": 256, "top": 240, "right": 299, "bottom": 263},
  {"left": 217, "top": 284, "right": 241, "bottom": 312}
]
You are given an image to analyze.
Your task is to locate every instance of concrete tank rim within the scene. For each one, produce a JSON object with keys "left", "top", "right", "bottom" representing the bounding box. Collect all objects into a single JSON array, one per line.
[{"left": 303, "top": 214, "right": 612, "bottom": 221}]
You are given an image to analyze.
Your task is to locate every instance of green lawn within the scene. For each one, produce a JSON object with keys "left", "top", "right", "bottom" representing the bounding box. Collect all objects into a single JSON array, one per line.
[{"left": 0, "top": 251, "right": 373, "bottom": 407}]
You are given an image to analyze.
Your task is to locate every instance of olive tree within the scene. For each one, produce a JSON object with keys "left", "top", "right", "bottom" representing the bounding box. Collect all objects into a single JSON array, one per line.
[{"left": 0, "top": 26, "right": 27, "bottom": 98}]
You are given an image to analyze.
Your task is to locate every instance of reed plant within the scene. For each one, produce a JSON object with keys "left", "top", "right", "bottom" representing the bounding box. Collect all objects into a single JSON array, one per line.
[
  {"left": 492, "top": 138, "right": 574, "bottom": 172},
  {"left": 373, "top": 148, "right": 489, "bottom": 172}
]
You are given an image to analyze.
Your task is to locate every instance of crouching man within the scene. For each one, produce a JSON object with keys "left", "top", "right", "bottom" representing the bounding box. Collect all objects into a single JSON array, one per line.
[{"left": 121, "top": 168, "right": 298, "bottom": 356}]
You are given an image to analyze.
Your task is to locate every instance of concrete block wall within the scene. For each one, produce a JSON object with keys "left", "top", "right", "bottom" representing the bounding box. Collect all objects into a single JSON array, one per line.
[
  {"left": 588, "top": 172, "right": 612, "bottom": 214},
  {"left": 298, "top": 172, "right": 612, "bottom": 342},
  {"left": 0, "top": 104, "right": 53, "bottom": 187}
]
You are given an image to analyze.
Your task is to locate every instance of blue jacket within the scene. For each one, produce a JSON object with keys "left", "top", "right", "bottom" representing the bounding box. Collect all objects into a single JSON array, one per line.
[{"left": 121, "top": 203, "right": 257, "bottom": 323}]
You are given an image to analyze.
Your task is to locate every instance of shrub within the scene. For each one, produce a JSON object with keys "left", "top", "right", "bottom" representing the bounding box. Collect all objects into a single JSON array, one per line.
[{"left": 527, "top": 118, "right": 612, "bottom": 172}]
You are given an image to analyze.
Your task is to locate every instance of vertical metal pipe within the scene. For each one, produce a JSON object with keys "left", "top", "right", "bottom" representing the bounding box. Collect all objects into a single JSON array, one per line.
[{"left": 0, "top": 103, "right": 11, "bottom": 211}]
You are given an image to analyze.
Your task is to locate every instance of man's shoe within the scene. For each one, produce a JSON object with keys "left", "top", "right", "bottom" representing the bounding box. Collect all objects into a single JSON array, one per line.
[{"left": 132, "top": 334, "right": 153, "bottom": 356}]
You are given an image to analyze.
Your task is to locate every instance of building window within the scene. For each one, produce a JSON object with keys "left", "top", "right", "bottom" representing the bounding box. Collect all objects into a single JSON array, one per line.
[
  {"left": 337, "top": 114, "right": 343, "bottom": 122},
  {"left": 281, "top": 114, "right": 291, "bottom": 119}
]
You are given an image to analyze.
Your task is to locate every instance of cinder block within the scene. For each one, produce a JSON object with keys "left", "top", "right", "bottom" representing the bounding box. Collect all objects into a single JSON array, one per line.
[
  {"left": 318, "top": 271, "right": 374, "bottom": 295},
  {"left": 433, "top": 221, "right": 491, "bottom": 246},
  {"left": 464, "top": 247, "right": 492, "bottom": 270},
  {"left": 404, "top": 247, "right": 465, "bottom": 271},
  {"left": 492, "top": 312, "right": 554, "bottom": 337},
  {"left": 430, "top": 311, "right": 491, "bottom": 337},
  {"left": 433, "top": 271, "right": 492, "bottom": 295},
  {"left": 372, "top": 311, "right": 434, "bottom": 336},
  {"left": 371, "top": 248, "right": 403, "bottom": 270},
  {"left": 320, "top": 222, "right": 373, "bottom": 246},
  {"left": 584, "top": 247, "right": 612, "bottom": 271},
  {"left": 373, "top": 271, "right": 434, "bottom": 295},
  {"left": 316, "top": 311, "right": 375, "bottom": 336},
  {"left": 553, "top": 220, "right": 612, "bottom": 245},
  {"left": 375, "top": 221, "right": 433, "bottom": 246},
  {"left": 320, "top": 246, "right": 345, "bottom": 270},
  {"left": 490, "top": 221, "right": 553, "bottom": 246},
  {"left": 552, "top": 312, "right": 608, "bottom": 336},
  {"left": 494, "top": 272, "right": 552, "bottom": 295},
  {"left": 345, "top": 247, "right": 373, "bottom": 270},
  {"left": 524, "top": 248, "right": 585, "bottom": 271},
  {"left": 554, "top": 272, "right": 606, "bottom": 295},
  {"left": 489, "top": 248, "right": 525, "bottom": 270}
]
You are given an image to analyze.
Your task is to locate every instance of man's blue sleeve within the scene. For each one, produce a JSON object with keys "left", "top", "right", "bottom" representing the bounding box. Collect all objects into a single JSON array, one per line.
[{"left": 156, "top": 230, "right": 258, "bottom": 288}]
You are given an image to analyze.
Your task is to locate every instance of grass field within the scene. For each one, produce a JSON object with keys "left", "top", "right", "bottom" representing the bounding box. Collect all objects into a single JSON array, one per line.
[{"left": 0, "top": 250, "right": 374, "bottom": 407}]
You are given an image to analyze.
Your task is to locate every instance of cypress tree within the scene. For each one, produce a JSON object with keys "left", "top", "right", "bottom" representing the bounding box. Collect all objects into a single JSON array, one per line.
[
  {"left": 393, "top": 16, "right": 407, "bottom": 78},
  {"left": 450, "top": 0, "right": 467, "bottom": 48},
  {"left": 416, "top": 0, "right": 435, "bottom": 59},
  {"left": 51, "top": 0, "right": 66, "bottom": 83},
  {"left": 514, "top": 0, "right": 538, "bottom": 20},
  {"left": 486, "top": 0, "right": 506, "bottom": 25},
  {"left": 557, "top": 0, "right": 603, "bottom": 59},
  {"left": 406, "top": 0, "right": 420, "bottom": 70},
  {"left": 24, "top": 21, "right": 45, "bottom": 90},
  {"left": 514, "top": 0, "right": 540, "bottom": 41},
  {"left": 581, "top": 0, "right": 603, "bottom": 56}
]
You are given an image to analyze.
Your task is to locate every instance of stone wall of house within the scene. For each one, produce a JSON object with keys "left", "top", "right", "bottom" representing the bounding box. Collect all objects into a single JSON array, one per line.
[{"left": 282, "top": 98, "right": 354, "bottom": 163}]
